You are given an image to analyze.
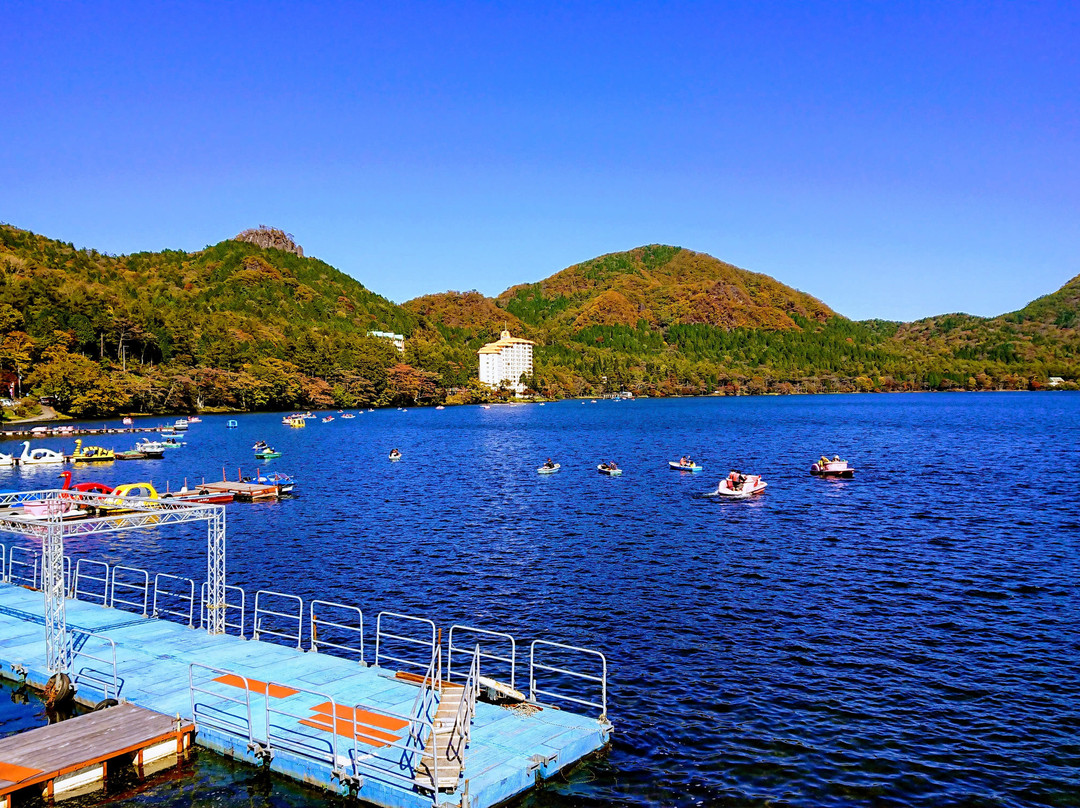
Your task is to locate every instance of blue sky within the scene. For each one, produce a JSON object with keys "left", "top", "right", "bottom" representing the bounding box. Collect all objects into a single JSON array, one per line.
[{"left": 2, "top": 1, "right": 1077, "bottom": 321}]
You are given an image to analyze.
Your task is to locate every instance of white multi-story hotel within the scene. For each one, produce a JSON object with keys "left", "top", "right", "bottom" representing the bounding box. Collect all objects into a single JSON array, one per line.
[
  {"left": 368, "top": 330, "right": 405, "bottom": 353},
  {"left": 478, "top": 330, "right": 535, "bottom": 393}
]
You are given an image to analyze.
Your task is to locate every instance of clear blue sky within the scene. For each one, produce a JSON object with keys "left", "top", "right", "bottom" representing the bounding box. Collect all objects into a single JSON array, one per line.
[{"left": 2, "top": 1, "right": 1077, "bottom": 321}]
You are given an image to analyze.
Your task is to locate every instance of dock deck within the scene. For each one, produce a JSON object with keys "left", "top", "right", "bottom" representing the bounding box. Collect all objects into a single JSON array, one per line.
[
  {"left": 199, "top": 481, "right": 282, "bottom": 501},
  {"left": 0, "top": 702, "right": 193, "bottom": 807},
  {"left": 0, "top": 580, "right": 611, "bottom": 808}
]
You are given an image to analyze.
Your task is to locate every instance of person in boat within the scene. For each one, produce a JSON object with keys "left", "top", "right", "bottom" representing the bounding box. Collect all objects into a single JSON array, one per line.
[
  {"left": 609, "top": 461, "right": 618, "bottom": 470},
  {"left": 820, "top": 455, "right": 829, "bottom": 467},
  {"left": 543, "top": 458, "right": 555, "bottom": 469},
  {"left": 832, "top": 455, "right": 841, "bottom": 463}
]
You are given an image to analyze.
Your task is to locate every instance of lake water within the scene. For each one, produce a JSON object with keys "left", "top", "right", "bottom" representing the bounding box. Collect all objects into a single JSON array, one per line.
[{"left": 1, "top": 393, "right": 1078, "bottom": 806}]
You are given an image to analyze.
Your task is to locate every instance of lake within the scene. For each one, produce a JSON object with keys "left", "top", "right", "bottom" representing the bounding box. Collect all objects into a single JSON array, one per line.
[{"left": 1, "top": 393, "right": 1078, "bottom": 806}]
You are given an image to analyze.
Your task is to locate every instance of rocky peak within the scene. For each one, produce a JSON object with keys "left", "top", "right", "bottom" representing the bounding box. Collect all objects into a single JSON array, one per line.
[{"left": 233, "top": 225, "right": 304, "bottom": 257}]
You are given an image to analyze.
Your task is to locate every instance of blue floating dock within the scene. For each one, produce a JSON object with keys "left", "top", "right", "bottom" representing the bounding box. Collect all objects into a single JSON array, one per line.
[{"left": 0, "top": 581, "right": 612, "bottom": 808}]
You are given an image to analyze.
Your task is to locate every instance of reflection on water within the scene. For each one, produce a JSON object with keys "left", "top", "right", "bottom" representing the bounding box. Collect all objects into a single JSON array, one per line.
[{"left": 1, "top": 393, "right": 1079, "bottom": 806}]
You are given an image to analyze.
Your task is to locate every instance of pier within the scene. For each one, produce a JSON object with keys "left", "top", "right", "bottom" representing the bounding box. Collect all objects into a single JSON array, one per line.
[
  {"left": 0, "top": 490, "right": 612, "bottom": 808},
  {"left": 0, "top": 703, "right": 193, "bottom": 806}
]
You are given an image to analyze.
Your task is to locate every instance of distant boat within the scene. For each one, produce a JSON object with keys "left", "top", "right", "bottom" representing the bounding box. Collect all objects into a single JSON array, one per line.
[
  {"left": 810, "top": 456, "right": 855, "bottom": 478},
  {"left": 135, "top": 440, "right": 165, "bottom": 458},
  {"left": 538, "top": 463, "right": 560, "bottom": 474},
  {"left": 188, "top": 416, "right": 202, "bottom": 423},
  {"left": 122, "top": 417, "right": 134, "bottom": 426},
  {"left": 597, "top": 463, "right": 622, "bottom": 476},
  {"left": 226, "top": 420, "right": 238, "bottom": 428},
  {"left": 669, "top": 460, "right": 703, "bottom": 472},
  {"left": 173, "top": 418, "right": 189, "bottom": 431},
  {"left": 341, "top": 413, "right": 355, "bottom": 419},
  {"left": 255, "top": 447, "right": 282, "bottom": 459},
  {"left": 388, "top": 449, "right": 402, "bottom": 461},
  {"left": 322, "top": 416, "right": 334, "bottom": 423},
  {"left": 711, "top": 473, "right": 767, "bottom": 498}
]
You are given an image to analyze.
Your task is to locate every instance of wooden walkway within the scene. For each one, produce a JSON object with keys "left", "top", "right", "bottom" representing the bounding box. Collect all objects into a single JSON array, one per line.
[
  {"left": 199, "top": 481, "right": 282, "bottom": 501},
  {"left": 416, "top": 681, "right": 465, "bottom": 790},
  {"left": 0, "top": 703, "right": 193, "bottom": 807}
]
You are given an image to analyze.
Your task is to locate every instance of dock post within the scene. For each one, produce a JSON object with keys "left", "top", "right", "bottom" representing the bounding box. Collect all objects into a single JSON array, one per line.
[{"left": 43, "top": 505, "right": 70, "bottom": 674}]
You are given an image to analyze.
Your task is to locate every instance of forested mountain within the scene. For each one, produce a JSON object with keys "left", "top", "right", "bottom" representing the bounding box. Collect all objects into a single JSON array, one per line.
[
  {"left": 499, "top": 245, "right": 833, "bottom": 330},
  {"left": 0, "top": 224, "right": 429, "bottom": 414},
  {"left": 417, "top": 247, "right": 1080, "bottom": 396},
  {"left": 0, "top": 224, "right": 1076, "bottom": 418}
]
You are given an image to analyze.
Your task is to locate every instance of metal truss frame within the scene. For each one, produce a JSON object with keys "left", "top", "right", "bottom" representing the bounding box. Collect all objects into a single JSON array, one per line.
[{"left": 0, "top": 489, "right": 228, "bottom": 673}]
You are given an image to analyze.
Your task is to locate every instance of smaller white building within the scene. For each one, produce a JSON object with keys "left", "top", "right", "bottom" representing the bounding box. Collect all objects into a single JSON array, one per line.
[
  {"left": 478, "top": 330, "right": 535, "bottom": 393},
  {"left": 369, "top": 331, "right": 405, "bottom": 353}
]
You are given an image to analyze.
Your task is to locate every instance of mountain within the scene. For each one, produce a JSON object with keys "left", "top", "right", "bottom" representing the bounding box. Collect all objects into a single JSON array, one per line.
[
  {"left": 497, "top": 245, "right": 834, "bottom": 331},
  {"left": 1, "top": 224, "right": 1076, "bottom": 418},
  {"left": 0, "top": 224, "right": 422, "bottom": 414},
  {"left": 413, "top": 246, "right": 1079, "bottom": 396}
]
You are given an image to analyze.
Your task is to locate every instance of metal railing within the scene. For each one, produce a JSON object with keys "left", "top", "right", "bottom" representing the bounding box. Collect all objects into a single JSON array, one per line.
[
  {"left": 445, "top": 643, "right": 480, "bottom": 773},
  {"left": 189, "top": 663, "right": 256, "bottom": 748},
  {"left": 73, "top": 558, "right": 110, "bottom": 605},
  {"left": 529, "top": 640, "right": 608, "bottom": 721},
  {"left": 448, "top": 624, "right": 516, "bottom": 691},
  {"left": 310, "top": 600, "right": 365, "bottom": 664},
  {"left": 200, "top": 582, "right": 247, "bottom": 637},
  {"left": 110, "top": 565, "right": 150, "bottom": 615},
  {"left": 0, "top": 542, "right": 5, "bottom": 583},
  {"left": 265, "top": 684, "right": 346, "bottom": 782},
  {"left": 375, "top": 611, "right": 436, "bottom": 675},
  {"left": 153, "top": 572, "right": 195, "bottom": 627},
  {"left": 253, "top": 590, "right": 303, "bottom": 648},
  {"left": 70, "top": 629, "right": 119, "bottom": 700},
  {"left": 353, "top": 643, "right": 443, "bottom": 798},
  {"left": 8, "top": 545, "right": 38, "bottom": 588}
]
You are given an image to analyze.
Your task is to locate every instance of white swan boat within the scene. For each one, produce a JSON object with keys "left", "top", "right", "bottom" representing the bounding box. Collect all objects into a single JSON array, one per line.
[
  {"left": 19, "top": 441, "right": 65, "bottom": 465},
  {"left": 0, "top": 451, "right": 14, "bottom": 467}
]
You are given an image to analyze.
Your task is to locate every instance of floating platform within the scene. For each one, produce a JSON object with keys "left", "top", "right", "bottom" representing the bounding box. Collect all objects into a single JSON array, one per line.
[
  {"left": 0, "top": 702, "right": 193, "bottom": 807},
  {"left": 199, "top": 481, "right": 283, "bottom": 501},
  {"left": 0, "top": 580, "right": 611, "bottom": 808}
]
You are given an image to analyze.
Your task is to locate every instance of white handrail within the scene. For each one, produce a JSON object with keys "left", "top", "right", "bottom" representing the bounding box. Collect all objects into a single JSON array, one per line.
[
  {"left": 253, "top": 589, "right": 304, "bottom": 648},
  {"left": 110, "top": 565, "right": 149, "bottom": 615},
  {"left": 153, "top": 572, "right": 195, "bottom": 626},
  {"left": 188, "top": 663, "right": 256, "bottom": 746},
  {"left": 73, "top": 558, "right": 110, "bottom": 605},
  {"left": 529, "top": 640, "right": 608, "bottom": 720},
  {"left": 446, "top": 643, "right": 480, "bottom": 767},
  {"left": 310, "top": 599, "right": 365, "bottom": 663}
]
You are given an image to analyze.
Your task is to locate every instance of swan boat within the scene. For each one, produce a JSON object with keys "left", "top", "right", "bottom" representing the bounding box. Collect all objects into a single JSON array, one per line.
[
  {"left": 72, "top": 440, "right": 115, "bottom": 463},
  {"left": 18, "top": 441, "right": 65, "bottom": 465}
]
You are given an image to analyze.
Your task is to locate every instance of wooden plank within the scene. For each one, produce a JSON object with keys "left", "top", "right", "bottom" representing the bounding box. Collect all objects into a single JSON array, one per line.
[{"left": 0, "top": 703, "right": 192, "bottom": 796}]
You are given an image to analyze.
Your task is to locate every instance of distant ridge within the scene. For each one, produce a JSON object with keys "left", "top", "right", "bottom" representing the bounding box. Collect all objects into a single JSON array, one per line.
[{"left": 1, "top": 222, "right": 1076, "bottom": 418}]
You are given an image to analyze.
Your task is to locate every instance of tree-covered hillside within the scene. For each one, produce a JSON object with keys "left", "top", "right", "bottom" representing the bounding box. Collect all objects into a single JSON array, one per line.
[
  {"left": 1, "top": 225, "right": 1076, "bottom": 418},
  {"left": 0, "top": 225, "right": 436, "bottom": 414}
]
